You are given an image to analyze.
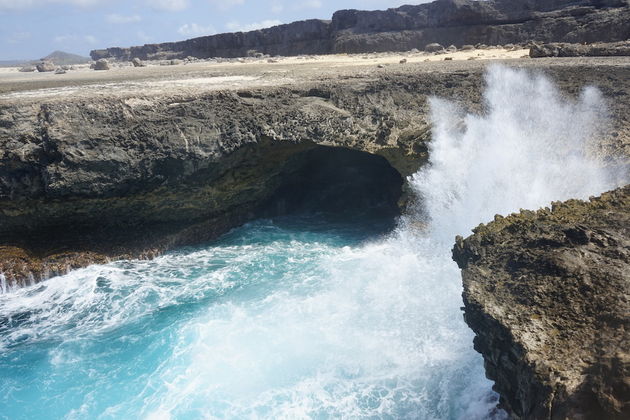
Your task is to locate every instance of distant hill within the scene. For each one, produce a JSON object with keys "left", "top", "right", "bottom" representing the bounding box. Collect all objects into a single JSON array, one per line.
[
  {"left": 41, "top": 51, "right": 90, "bottom": 65},
  {"left": 0, "top": 51, "right": 90, "bottom": 68}
]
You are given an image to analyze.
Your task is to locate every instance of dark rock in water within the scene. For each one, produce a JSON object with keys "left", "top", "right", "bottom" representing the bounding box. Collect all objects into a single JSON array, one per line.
[
  {"left": 89, "top": 0, "right": 630, "bottom": 60},
  {"left": 425, "top": 43, "right": 444, "bottom": 53},
  {"left": 36, "top": 61, "right": 55, "bottom": 72},
  {"left": 399, "top": 58, "right": 407, "bottom": 64},
  {"left": 131, "top": 57, "right": 145, "bottom": 67},
  {"left": 19, "top": 66, "right": 36, "bottom": 73},
  {"left": 453, "top": 185, "right": 630, "bottom": 419},
  {"left": 530, "top": 41, "right": 630, "bottom": 58},
  {"left": 92, "top": 59, "right": 110, "bottom": 70}
]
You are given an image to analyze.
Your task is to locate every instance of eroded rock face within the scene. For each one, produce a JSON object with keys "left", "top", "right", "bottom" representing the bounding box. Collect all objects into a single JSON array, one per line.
[
  {"left": 453, "top": 185, "right": 630, "bottom": 419},
  {"left": 90, "top": 0, "right": 630, "bottom": 60}
]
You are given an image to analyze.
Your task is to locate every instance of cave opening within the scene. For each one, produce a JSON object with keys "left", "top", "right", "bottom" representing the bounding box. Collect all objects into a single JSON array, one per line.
[{"left": 261, "top": 145, "right": 405, "bottom": 221}]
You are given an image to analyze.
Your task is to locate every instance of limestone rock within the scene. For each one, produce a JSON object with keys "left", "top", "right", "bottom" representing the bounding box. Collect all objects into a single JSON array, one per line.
[
  {"left": 131, "top": 57, "right": 145, "bottom": 67},
  {"left": 92, "top": 59, "right": 110, "bottom": 70},
  {"left": 425, "top": 43, "right": 444, "bottom": 53},
  {"left": 36, "top": 61, "right": 55, "bottom": 72},
  {"left": 19, "top": 66, "right": 36, "bottom": 72},
  {"left": 453, "top": 185, "right": 630, "bottom": 419}
]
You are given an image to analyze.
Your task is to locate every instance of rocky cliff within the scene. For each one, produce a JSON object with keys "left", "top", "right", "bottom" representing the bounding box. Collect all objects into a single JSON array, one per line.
[
  {"left": 453, "top": 185, "right": 630, "bottom": 419},
  {"left": 2, "top": 58, "right": 629, "bottom": 288},
  {"left": 91, "top": 0, "right": 630, "bottom": 61}
]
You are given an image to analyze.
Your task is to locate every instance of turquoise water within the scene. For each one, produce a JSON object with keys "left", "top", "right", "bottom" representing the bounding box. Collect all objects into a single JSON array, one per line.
[{"left": 0, "top": 215, "right": 497, "bottom": 420}]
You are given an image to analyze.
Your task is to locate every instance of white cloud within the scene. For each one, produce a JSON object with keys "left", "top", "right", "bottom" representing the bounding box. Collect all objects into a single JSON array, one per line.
[
  {"left": 270, "top": 0, "right": 283, "bottom": 13},
  {"left": 208, "top": 0, "right": 244, "bottom": 10},
  {"left": 105, "top": 14, "right": 142, "bottom": 24},
  {"left": 7, "top": 31, "right": 31, "bottom": 44},
  {"left": 0, "top": 0, "right": 105, "bottom": 10},
  {"left": 137, "top": 30, "right": 152, "bottom": 43},
  {"left": 148, "top": 0, "right": 189, "bottom": 11},
  {"left": 178, "top": 23, "right": 216, "bottom": 37},
  {"left": 293, "top": 0, "right": 321, "bottom": 9},
  {"left": 54, "top": 34, "right": 97, "bottom": 45},
  {"left": 226, "top": 19, "right": 282, "bottom": 33}
]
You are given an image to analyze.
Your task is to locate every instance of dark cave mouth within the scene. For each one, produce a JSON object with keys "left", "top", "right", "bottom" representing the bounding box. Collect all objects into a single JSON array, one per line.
[{"left": 261, "top": 146, "right": 405, "bottom": 222}]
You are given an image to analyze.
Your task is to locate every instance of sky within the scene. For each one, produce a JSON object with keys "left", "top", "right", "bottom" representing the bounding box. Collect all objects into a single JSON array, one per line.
[{"left": 0, "top": 0, "right": 431, "bottom": 60}]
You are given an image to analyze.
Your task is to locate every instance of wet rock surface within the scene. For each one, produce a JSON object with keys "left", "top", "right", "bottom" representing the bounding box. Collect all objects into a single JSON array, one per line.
[
  {"left": 91, "top": 0, "right": 630, "bottom": 61},
  {"left": 453, "top": 185, "right": 630, "bottom": 419}
]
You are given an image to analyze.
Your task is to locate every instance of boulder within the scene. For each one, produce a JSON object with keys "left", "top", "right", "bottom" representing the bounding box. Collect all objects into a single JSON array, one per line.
[
  {"left": 19, "top": 66, "right": 36, "bottom": 73},
  {"left": 461, "top": 45, "right": 475, "bottom": 51},
  {"left": 92, "top": 59, "right": 110, "bottom": 70},
  {"left": 36, "top": 61, "right": 55, "bottom": 72},
  {"left": 424, "top": 43, "right": 444, "bottom": 53},
  {"left": 131, "top": 57, "right": 145, "bottom": 67}
]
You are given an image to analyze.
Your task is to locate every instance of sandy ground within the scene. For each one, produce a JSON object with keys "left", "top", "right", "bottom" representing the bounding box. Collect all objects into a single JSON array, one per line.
[
  {"left": 0, "top": 48, "right": 528, "bottom": 99},
  {"left": 1, "top": 48, "right": 629, "bottom": 103}
]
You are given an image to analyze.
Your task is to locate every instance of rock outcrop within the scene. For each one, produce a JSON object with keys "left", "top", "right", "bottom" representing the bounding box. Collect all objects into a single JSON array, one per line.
[
  {"left": 530, "top": 40, "right": 630, "bottom": 58},
  {"left": 1, "top": 59, "right": 629, "bottom": 288},
  {"left": 453, "top": 185, "right": 630, "bottom": 419},
  {"left": 91, "top": 58, "right": 110, "bottom": 70},
  {"left": 91, "top": 0, "right": 630, "bottom": 61},
  {"left": 35, "top": 61, "right": 55, "bottom": 72}
]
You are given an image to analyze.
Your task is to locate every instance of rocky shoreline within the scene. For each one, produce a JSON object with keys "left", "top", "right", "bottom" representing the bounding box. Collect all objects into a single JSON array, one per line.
[
  {"left": 2, "top": 58, "right": 629, "bottom": 287},
  {"left": 453, "top": 185, "right": 630, "bottom": 419}
]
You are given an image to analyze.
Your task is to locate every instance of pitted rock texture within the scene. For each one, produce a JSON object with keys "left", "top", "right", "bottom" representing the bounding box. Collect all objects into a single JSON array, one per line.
[
  {"left": 91, "top": 0, "right": 630, "bottom": 61},
  {"left": 453, "top": 185, "right": 630, "bottom": 419}
]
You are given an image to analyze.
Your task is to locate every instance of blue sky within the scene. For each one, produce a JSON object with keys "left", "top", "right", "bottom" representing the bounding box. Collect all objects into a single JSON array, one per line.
[{"left": 0, "top": 0, "right": 430, "bottom": 60}]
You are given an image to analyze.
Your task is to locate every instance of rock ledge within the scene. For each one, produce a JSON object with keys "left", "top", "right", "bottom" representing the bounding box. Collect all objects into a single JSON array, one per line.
[{"left": 453, "top": 185, "right": 629, "bottom": 419}]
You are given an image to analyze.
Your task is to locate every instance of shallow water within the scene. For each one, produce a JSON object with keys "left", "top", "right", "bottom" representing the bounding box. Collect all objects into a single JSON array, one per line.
[{"left": 1, "top": 65, "right": 625, "bottom": 420}]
